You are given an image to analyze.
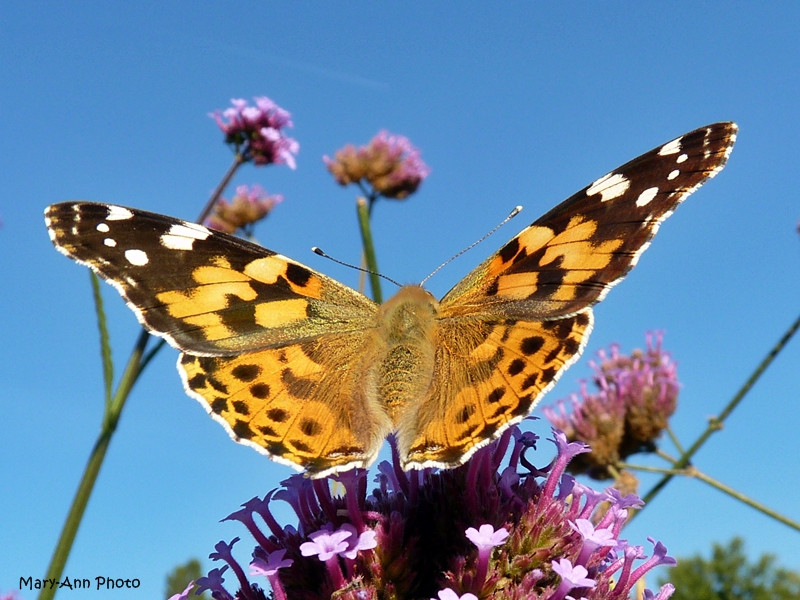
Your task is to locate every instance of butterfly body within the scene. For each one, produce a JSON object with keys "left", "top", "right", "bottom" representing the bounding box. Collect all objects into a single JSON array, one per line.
[
  {"left": 373, "top": 285, "right": 439, "bottom": 420},
  {"left": 45, "top": 122, "right": 737, "bottom": 477}
]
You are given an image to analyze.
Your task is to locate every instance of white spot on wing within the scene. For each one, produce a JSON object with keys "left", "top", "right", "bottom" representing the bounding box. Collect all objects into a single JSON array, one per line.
[
  {"left": 124, "top": 249, "right": 148, "bottom": 266},
  {"left": 104, "top": 238, "right": 117, "bottom": 247},
  {"left": 106, "top": 206, "right": 134, "bottom": 221},
  {"left": 636, "top": 187, "right": 659, "bottom": 207},
  {"left": 587, "top": 172, "right": 630, "bottom": 202},
  {"left": 658, "top": 138, "right": 682, "bottom": 156},
  {"left": 676, "top": 153, "right": 688, "bottom": 164},
  {"left": 161, "top": 223, "right": 211, "bottom": 250},
  {"left": 96, "top": 223, "right": 110, "bottom": 233},
  {"left": 667, "top": 169, "right": 679, "bottom": 180}
]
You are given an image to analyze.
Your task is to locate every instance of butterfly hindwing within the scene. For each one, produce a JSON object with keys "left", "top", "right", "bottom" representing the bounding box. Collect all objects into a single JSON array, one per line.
[
  {"left": 180, "top": 333, "right": 393, "bottom": 476},
  {"left": 398, "top": 312, "right": 593, "bottom": 469}
]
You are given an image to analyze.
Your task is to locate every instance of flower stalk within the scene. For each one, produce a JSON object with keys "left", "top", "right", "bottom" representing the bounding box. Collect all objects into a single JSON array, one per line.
[
  {"left": 356, "top": 197, "right": 383, "bottom": 303},
  {"left": 637, "top": 313, "right": 800, "bottom": 514}
]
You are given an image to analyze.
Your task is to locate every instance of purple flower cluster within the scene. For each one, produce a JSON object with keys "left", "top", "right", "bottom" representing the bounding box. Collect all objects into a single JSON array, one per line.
[
  {"left": 324, "top": 130, "right": 430, "bottom": 200},
  {"left": 210, "top": 97, "right": 299, "bottom": 168},
  {"left": 544, "top": 332, "right": 679, "bottom": 480},
  {"left": 203, "top": 184, "right": 283, "bottom": 235},
  {"left": 170, "top": 426, "right": 676, "bottom": 600}
]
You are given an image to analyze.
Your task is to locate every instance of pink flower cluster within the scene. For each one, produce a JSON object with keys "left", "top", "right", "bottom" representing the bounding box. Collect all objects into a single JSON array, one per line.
[
  {"left": 211, "top": 96, "right": 299, "bottom": 168},
  {"left": 324, "top": 130, "right": 430, "bottom": 200}
]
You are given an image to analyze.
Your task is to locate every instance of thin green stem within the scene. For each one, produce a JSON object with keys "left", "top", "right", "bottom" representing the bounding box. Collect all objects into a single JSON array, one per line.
[
  {"left": 623, "top": 460, "right": 800, "bottom": 532},
  {"left": 39, "top": 332, "right": 149, "bottom": 600},
  {"left": 42, "top": 156, "right": 246, "bottom": 599},
  {"left": 618, "top": 461, "right": 686, "bottom": 476},
  {"left": 90, "top": 272, "right": 113, "bottom": 404},
  {"left": 356, "top": 196, "right": 383, "bottom": 304},
  {"left": 665, "top": 424, "right": 684, "bottom": 456},
  {"left": 689, "top": 466, "right": 800, "bottom": 532},
  {"left": 635, "top": 313, "right": 800, "bottom": 514},
  {"left": 196, "top": 153, "right": 244, "bottom": 225}
]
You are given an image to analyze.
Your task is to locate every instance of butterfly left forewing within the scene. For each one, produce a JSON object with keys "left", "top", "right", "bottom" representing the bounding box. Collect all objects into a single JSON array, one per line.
[{"left": 45, "top": 202, "right": 377, "bottom": 355}]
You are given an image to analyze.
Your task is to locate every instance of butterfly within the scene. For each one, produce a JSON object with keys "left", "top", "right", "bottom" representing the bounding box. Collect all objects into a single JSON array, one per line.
[{"left": 45, "top": 122, "right": 736, "bottom": 478}]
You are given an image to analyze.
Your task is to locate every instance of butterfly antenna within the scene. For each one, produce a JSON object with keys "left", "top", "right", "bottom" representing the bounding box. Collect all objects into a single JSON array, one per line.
[
  {"left": 312, "top": 247, "right": 402, "bottom": 288},
  {"left": 420, "top": 205, "right": 523, "bottom": 286}
]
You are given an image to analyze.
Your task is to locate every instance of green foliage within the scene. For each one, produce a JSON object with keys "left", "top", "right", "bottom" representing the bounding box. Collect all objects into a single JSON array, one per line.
[
  {"left": 661, "top": 537, "right": 800, "bottom": 600},
  {"left": 165, "top": 558, "right": 209, "bottom": 599}
]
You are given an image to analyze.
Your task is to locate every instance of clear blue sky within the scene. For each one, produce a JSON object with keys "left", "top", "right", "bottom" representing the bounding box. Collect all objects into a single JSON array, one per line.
[{"left": 3, "top": 4, "right": 799, "bottom": 598}]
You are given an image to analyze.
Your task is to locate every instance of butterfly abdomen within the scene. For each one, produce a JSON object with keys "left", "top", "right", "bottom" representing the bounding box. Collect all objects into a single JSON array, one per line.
[{"left": 373, "top": 285, "right": 440, "bottom": 422}]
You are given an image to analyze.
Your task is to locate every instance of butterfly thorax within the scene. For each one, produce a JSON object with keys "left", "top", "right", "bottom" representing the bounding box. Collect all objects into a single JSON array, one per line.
[{"left": 373, "top": 285, "right": 439, "bottom": 422}]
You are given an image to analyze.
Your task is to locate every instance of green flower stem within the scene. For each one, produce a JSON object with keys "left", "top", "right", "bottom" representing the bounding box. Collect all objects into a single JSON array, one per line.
[
  {"left": 90, "top": 272, "right": 113, "bottom": 403},
  {"left": 196, "top": 153, "right": 244, "bottom": 225},
  {"left": 618, "top": 462, "right": 687, "bottom": 477},
  {"left": 650, "top": 450, "right": 675, "bottom": 466},
  {"left": 356, "top": 196, "right": 382, "bottom": 304},
  {"left": 633, "top": 312, "right": 800, "bottom": 516},
  {"left": 42, "top": 163, "right": 245, "bottom": 599},
  {"left": 40, "top": 329, "right": 150, "bottom": 600},
  {"left": 665, "top": 424, "right": 685, "bottom": 456},
  {"left": 689, "top": 466, "right": 800, "bottom": 532},
  {"left": 622, "top": 460, "right": 800, "bottom": 532}
]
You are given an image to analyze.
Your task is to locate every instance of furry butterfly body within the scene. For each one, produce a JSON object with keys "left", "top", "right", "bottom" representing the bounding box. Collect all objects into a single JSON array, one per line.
[{"left": 45, "top": 122, "right": 737, "bottom": 477}]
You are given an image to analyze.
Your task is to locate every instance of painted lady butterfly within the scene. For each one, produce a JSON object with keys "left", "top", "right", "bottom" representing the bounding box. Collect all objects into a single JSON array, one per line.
[{"left": 45, "top": 122, "right": 736, "bottom": 477}]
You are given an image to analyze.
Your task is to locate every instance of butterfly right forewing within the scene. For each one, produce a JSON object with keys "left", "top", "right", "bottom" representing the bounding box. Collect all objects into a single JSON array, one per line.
[
  {"left": 45, "top": 202, "right": 377, "bottom": 356},
  {"left": 440, "top": 122, "right": 738, "bottom": 319}
]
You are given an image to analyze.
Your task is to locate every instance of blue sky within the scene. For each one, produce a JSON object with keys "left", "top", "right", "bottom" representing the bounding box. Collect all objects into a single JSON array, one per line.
[{"left": 3, "top": 4, "right": 799, "bottom": 598}]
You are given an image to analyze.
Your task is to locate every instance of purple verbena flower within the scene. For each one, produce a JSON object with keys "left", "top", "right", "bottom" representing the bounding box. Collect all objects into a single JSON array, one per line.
[
  {"left": 194, "top": 566, "right": 232, "bottom": 600},
  {"left": 544, "top": 332, "right": 680, "bottom": 481},
  {"left": 644, "top": 583, "right": 676, "bottom": 600},
  {"left": 465, "top": 524, "right": 510, "bottom": 551},
  {"left": 211, "top": 96, "right": 299, "bottom": 167},
  {"left": 465, "top": 524, "right": 509, "bottom": 588},
  {"left": 250, "top": 549, "right": 293, "bottom": 600},
  {"left": 181, "top": 425, "right": 676, "bottom": 599},
  {"left": 300, "top": 527, "right": 353, "bottom": 561},
  {"left": 551, "top": 558, "right": 596, "bottom": 600},
  {"left": 204, "top": 184, "right": 283, "bottom": 235},
  {"left": 432, "top": 589, "right": 478, "bottom": 600},
  {"left": 324, "top": 130, "right": 430, "bottom": 200},
  {"left": 338, "top": 523, "right": 378, "bottom": 559},
  {"left": 250, "top": 549, "right": 293, "bottom": 577}
]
